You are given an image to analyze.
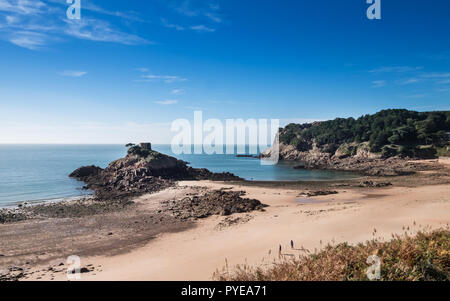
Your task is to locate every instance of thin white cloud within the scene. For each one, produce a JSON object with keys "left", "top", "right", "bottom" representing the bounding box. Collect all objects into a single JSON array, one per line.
[
  {"left": 171, "top": 88, "right": 185, "bottom": 95},
  {"left": 205, "top": 12, "right": 222, "bottom": 23},
  {"left": 63, "top": 18, "right": 150, "bottom": 45},
  {"left": 0, "top": 0, "right": 150, "bottom": 49},
  {"left": 190, "top": 25, "right": 215, "bottom": 33},
  {"left": 369, "top": 66, "right": 422, "bottom": 73},
  {"left": 8, "top": 30, "right": 46, "bottom": 49},
  {"left": 371, "top": 80, "right": 386, "bottom": 88},
  {"left": 155, "top": 99, "right": 178, "bottom": 105},
  {"left": 140, "top": 74, "right": 187, "bottom": 83},
  {"left": 421, "top": 72, "right": 450, "bottom": 78},
  {"left": 161, "top": 18, "right": 184, "bottom": 31},
  {"left": 61, "top": 70, "right": 87, "bottom": 77},
  {"left": 399, "top": 78, "right": 420, "bottom": 85},
  {"left": 438, "top": 79, "right": 450, "bottom": 84},
  {"left": 404, "top": 94, "right": 426, "bottom": 99},
  {"left": 5, "top": 14, "right": 18, "bottom": 24},
  {"left": 45, "top": 0, "right": 146, "bottom": 22},
  {"left": 165, "top": 0, "right": 222, "bottom": 32},
  {"left": 436, "top": 88, "right": 450, "bottom": 92},
  {"left": 0, "top": 0, "right": 46, "bottom": 15}
]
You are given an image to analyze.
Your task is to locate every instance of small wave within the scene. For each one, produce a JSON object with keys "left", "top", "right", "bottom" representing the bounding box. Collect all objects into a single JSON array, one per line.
[{"left": 0, "top": 194, "right": 94, "bottom": 209}]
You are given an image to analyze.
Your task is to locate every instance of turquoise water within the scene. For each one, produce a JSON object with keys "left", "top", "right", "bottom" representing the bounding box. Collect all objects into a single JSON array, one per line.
[{"left": 0, "top": 145, "right": 356, "bottom": 207}]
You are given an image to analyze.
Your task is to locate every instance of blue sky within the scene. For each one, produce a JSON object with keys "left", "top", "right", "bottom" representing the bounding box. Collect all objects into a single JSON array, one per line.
[{"left": 0, "top": 0, "right": 450, "bottom": 143}]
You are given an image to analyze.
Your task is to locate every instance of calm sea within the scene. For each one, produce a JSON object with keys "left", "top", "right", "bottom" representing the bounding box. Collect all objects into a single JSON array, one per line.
[{"left": 0, "top": 145, "right": 356, "bottom": 207}]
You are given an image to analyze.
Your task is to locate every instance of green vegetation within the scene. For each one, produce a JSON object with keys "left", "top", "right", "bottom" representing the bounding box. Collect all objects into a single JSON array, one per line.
[
  {"left": 127, "top": 145, "right": 162, "bottom": 159},
  {"left": 214, "top": 229, "right": 450, "bottom": 281},
  {"left": 437, "top": 146, "right": 450, "bottom": 157},
  {"left": 279, "top": 109, "right": 450, "bottom": 158}
]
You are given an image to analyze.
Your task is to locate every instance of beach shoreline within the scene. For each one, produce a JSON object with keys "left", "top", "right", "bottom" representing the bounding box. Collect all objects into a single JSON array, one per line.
[{"left": 1, "top": 158, "right": 449, "bottom": 281}]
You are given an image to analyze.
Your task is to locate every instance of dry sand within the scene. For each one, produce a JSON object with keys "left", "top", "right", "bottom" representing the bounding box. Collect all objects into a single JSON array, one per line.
[{"left": 24, "top": 180, "right": 450, "bottom": 281}]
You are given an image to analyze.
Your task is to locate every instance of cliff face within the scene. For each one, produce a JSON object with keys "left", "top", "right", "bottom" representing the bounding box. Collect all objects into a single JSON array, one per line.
[
  {"left": 262, "top": 141, "right": 380, "bottom": 163},
  {"left": 273, "top": 109, "right": 449, "bottom": 162},
  {"left": 260, "top": 109, "right": 450, "bottom": 175},
  {"left": 70, "top": 146, "right": 242, "bottom": 200},
  {"left": 261, "top": 141, "right": 440, "bottom": 176}
]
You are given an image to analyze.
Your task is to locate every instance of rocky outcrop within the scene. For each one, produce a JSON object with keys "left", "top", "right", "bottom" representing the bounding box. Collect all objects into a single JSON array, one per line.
[
  {"left": 261, "top": 142, "right": 440, "bottom": 176},
  {"left": 358, "top": 181, "right": 392, "bottom": 188},
  {"left": 298, "top": 190, "right": 338, "bottom": 197},
  {"left": 70, "top": 146, "right": 242, "bottom": 200},
  {"left": 69, "top": 165, "right": 103, "bottom": 180},
  {"left": 161, "top": 190, "right": 267, "bottom": 220},
  {"left": 0, "top": 210, "right": 27, "bottom": 224},
  {"left": 0, "top": 266, "right": 26, "bottom": 281}
]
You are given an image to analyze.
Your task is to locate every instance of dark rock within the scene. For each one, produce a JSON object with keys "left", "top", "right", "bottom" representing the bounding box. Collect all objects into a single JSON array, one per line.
[
  {"left": 293, "top": 164, "right": 307, "bottom": 170},
  {"left": 0, "top": 210, "right": 27, "bottom": 224},
  {"left": 162, "top": 190, "right": 268, "bottom": 220},
  {"left": 69, "top": 165, "right": 103, "bottom": 179},
  {"left": 300, "top": 191, "right": 338, "bottom": 197},
  {"left": 359, "top": 181, "right": 392, "bottom": 188},
  {"left": 80, "top": 267, "right": 90, "bottom": 273},
  {"left": 22, "top": 198, "right": 134, "bottom": 219},
  {"left": 70, "top": 145, "right": 242, "bottom": 201}
]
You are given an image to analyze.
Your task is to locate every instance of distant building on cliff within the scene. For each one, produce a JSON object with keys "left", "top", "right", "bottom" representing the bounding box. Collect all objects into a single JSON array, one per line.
[{"left": 139, "top": 143, "right": 152, "bottom": 150}]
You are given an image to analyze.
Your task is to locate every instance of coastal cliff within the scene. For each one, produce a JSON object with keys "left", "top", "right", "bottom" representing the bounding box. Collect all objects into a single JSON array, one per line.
[{"left": 261, "top": 109, "right": 450, "bottom": 175}]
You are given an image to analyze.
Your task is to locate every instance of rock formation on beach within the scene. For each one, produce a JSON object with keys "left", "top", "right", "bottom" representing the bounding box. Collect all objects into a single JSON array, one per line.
[
  {"left": 162, "top": 189, "right": 267, "bottom": 220},
  {"left": 70, "top": 143, "right": 242, "bottom": 200}
]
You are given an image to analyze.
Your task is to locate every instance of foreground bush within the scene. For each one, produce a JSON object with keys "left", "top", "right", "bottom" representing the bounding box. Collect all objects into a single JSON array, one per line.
[{"left": 214, "top": 230, "right": 449, "bottom": 281}]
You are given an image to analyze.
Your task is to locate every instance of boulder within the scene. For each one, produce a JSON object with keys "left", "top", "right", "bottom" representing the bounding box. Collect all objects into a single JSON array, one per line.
[{"left": 69, "top": 165, "right": 103, "bottom": 179}]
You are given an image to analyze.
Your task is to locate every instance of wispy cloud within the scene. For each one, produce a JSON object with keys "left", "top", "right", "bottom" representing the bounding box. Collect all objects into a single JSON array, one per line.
[
  {"left": 399, "top": 78, "right": 420, "bottom": 85},
  {"left": 141, "top": 74, "right": 187, "bottom": 83},
  {"left": 205, "top": 12, "right": 222, "bottom": 23},
  {"left": 421, "top": 72, "right": 450, "bottom": 78},
  {"left": 436, "top": 87, "right": 450, "bottom": 92},
  {"left": 45, "top": 0, "right": 146, "bottom": 22},
  {"left": 437, "top": 79, "right": 450, "bottom": 84},
  {"left": 371, "top": 80, "right": 386, "bottom": 88},
  {"left": 369, "top": 66, "right": 422, "bottom": 73},
  {"left": 171, "top": 88, "right": 185, "bottom": 95},
  {"left": 8, "top": 30, "right": 47, "bottom": 49},
  {"left": 190, "top": 24, "right": 215, "bottom": 33},
  {"left": 421, "top": 52, "right": 450, "bottom": 61},
  {"left": 161, "top": 18, "right": 184, "bottom": 31},
  {"left": 0, "top": 0, "right": 150, "bottom": 49},
  {"left": 63, "top": 18, "right": 150, "bottom": 45},
  {"left": 404, "top": 94, "right": 426, "bottom": 99},
  {"left": 136, "top": 69, "right": 187, "bottom": 84},
  {"left": 61, "top": 70, "right": 87, "bottom": 77},
  {"left": 164, "top": 0, "right": 223, "bottom": 32},
  {"left": 0, "top": 0, "right": 47, "bottom": 15},
  {"left": 155, "top": 99, "right": 178, "bottom": 105}
]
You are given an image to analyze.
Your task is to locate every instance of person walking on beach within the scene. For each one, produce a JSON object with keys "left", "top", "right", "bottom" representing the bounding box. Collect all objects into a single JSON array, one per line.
[
  {"left": 290, "top": 240, "right": 294, "bottom": 249},
  {"left": 278, "top": 245, "right": 282, "bottom": 257}
]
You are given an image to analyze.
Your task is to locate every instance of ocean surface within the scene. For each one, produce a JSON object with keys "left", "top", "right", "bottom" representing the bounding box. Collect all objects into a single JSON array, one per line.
[{"left": 0, "top": 145, "right": 357, "bottom": 207}]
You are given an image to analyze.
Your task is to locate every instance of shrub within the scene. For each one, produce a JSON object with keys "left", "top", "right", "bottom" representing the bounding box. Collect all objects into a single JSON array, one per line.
[{"left": 213, "top": 229, "right": 450, "bottom": 281}]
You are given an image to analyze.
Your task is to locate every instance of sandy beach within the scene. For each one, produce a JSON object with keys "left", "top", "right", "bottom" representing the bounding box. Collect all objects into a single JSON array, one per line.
[{"left": 5, "top": 167, "right": 447, "bottom": 281}]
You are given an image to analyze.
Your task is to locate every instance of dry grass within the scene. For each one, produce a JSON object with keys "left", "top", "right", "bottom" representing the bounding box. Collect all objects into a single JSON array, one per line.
[{"left": 213, "top": 229, "right": 450, "bottom": 281}]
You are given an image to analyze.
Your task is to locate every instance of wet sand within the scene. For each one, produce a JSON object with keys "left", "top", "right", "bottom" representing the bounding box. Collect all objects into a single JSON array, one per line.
[{"left": 10, "top": 172, "right": 449, "bottom": 281}]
